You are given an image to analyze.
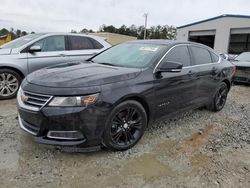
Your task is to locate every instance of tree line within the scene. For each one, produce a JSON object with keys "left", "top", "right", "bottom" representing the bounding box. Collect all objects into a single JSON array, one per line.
[
  {"left": 73, "top": 24, "right": 177, "bottom": 40},
  {"left": 0, "top": 28, "right": 32, "bottom": 39},
  {"left": 1, "top": 24, "right": 177, "bottom": 40}
]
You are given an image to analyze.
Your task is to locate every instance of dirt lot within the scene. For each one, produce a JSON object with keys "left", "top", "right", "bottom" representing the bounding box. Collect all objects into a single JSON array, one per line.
[{"left": 0, "top": 85, "right": 249, "bottom": 188}]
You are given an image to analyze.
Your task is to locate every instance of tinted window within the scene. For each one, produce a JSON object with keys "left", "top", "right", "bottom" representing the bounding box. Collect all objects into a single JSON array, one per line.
[
  {"left": 211, "top": 52, "right": 219, "bottom": 62},
  {"left": 69, "top": 36, "right": 94, "bottom": 50},
  {"left": 190, "top": 46, "right": 212, "bottom": 65},
  {"left": 32, "top": 36, "right": 65, "bottom": 52},
  {"left": 163, "top": 46, "right": 191, "bottom": 67},
  {"left": 89, "top": 38, "right": 104, "bottom": 49}
]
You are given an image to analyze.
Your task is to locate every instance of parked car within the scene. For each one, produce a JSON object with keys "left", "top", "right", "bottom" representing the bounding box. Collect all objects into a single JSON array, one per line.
[
  {"left": 17, "top": 40, "right": 235, "bottom": 151},
  {"left": 232, "top": 52, "right": 250, "bottom": 84},
  {"left": 0, "top": 33, "right": 111, "bottom": 99}
]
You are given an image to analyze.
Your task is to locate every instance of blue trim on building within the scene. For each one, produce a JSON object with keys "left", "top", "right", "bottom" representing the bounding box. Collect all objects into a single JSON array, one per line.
[{"left": 177, "top": 14, "right": 250, "bottom": 29}]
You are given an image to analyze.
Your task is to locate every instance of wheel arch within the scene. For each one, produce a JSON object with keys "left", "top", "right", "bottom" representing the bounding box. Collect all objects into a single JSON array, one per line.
[
  {"left": 114, "top": 94, "right": 151, "bottom": 123},
  {"left": 0, "top": 66, "right": 25, "bottom": 79},
  {"left": 222, "top": 79, "right": 231, "bottom": 91}
]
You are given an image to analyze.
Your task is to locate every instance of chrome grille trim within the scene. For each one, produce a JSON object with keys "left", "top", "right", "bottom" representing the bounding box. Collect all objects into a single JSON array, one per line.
[
  {"left": 17, "top": 88, "right": 53, "bottom": 111},
  {"left": 23, "top": 91, "right": 52, "bottom": 109}
]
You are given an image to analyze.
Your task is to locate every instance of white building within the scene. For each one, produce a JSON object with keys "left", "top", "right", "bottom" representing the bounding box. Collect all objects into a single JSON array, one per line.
[{"left": 177, "top": 14, "right": 250, "bottom": 54}]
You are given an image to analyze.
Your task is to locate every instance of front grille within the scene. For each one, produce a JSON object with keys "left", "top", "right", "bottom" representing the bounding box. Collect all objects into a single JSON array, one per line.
[
  {"left": 235, "top": 77, "right": 247, "bottom": 82},
  {"left": 23, "top": 91, "right": 52, "bottom": 108}
]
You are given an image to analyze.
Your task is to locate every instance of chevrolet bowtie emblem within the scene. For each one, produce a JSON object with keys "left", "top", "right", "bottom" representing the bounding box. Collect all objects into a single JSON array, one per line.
[{"left": 21, "top": 95, "right": 28, "bottom": 102}]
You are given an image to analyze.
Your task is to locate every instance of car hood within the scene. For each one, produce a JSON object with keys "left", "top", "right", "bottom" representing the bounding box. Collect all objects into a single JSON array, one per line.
[
  {"left": 27, "top": 61, "right": 142, "bottom": 88},
  {"left": 232, "top": 61, "right": 250, "bottom": 67},
  {"left": 0, "top": 48, "right": 11, "bottom": 55}
]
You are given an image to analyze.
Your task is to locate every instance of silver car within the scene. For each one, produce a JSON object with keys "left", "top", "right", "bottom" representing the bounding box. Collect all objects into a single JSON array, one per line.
[{"left": 0, "top": 33, "right": 111, "bottom": 99}]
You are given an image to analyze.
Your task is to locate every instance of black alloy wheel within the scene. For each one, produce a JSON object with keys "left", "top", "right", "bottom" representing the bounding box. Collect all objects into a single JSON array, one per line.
[
  {"left": 210, "top": 82, "right": 228, "bottom": 112},
  {"left": 103, "top": 100, "right": 147, "bottom": 151}
]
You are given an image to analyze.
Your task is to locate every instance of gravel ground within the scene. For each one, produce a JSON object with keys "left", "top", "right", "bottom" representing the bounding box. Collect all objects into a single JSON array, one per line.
[{"left": 0, "top": 85, "right": 249, "bottom": 188}]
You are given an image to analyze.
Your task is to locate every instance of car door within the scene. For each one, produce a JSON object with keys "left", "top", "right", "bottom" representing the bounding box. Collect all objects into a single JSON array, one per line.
[
  {"left": 154, "top": 45, "right": 200, "bottom": 119},
  {"left": 27, "top": 35, "right": 69, "bottom": 73},
  {"left": 67, "top": 35, "right": 102, "bottom": 62},
  {"left": 189, "top": 46, "right": 220, "bottom": 104}
]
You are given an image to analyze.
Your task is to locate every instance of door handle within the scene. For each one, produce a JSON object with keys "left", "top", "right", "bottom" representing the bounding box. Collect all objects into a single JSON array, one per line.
[
  {"left": 59, "top": 54, "right": 66, "bottom": 57},
  {"left": 188, "top": 70, "right": 195, "bottom": 75}
]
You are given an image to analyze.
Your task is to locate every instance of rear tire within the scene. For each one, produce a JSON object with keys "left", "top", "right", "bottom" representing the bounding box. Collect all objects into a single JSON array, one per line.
[
  {"left": 102, "top": 100, "right": 147, "bottom": 151},
  {"left": 0, "top": 69, "right": 22, "bottom": 100},
  {"left": 208, "top": 82, "right": 228, "bottom": 112}
]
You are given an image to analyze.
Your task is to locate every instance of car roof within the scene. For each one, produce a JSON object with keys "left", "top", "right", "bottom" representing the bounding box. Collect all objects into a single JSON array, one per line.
[
  {"left": 127, "top": 39, "right": 214, "bottom": 51},
  {"left": 127, "top": 39, "right": 210, "bottom": 48},
  {"left": 33, "top": 32, "right": 106, "bottom": 41}
]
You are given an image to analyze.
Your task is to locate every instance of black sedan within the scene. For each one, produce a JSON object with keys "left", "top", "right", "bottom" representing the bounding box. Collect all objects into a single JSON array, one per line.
[
  {"left": 232, "top": 52, "right": 250, "bottom": 84},
  {"left": 17, "top": 40, "right": 235, "bottom": 151}
]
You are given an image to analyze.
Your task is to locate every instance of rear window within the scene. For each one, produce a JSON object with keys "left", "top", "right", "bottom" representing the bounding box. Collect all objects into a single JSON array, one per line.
[
  {"left": 69, "top": 36, "right": 95, "bottom": 50},
  {"left": 190, "top": 46, "right": 212, "bottom": 65}
]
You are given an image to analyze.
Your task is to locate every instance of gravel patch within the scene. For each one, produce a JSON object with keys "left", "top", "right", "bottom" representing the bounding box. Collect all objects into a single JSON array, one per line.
[{"left": 0, "top": 85, "right": 249, "bottom": 188}]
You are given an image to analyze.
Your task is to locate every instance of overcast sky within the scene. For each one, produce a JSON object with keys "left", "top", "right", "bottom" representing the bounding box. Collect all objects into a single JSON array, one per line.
[{"left": 0, "top": 0, "right": 250, "bottom": 32}]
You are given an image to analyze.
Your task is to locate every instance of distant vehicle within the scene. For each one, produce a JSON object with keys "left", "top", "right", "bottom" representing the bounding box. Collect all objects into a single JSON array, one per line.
[
  {"left": 0, "top": 34, "right": 12, "bottom": 46},
  {"left": 232, "top": 52, "right": 250, "bottom": 84},
  {"left": 17, "top": 40, "right": 235, "bottom": 151},
  {"left": 0, "top": 33, "right": 111, "bottom": 99}
]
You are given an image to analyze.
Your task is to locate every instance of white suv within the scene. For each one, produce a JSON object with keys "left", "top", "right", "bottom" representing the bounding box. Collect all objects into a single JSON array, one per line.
[{"left": 0, "top": 33, "right": 111, "bottom": 99}]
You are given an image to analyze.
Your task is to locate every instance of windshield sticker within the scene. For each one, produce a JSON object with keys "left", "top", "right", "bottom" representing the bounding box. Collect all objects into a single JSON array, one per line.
[{"left": 139, "top": 47, "right": 158, "bottom": 52}]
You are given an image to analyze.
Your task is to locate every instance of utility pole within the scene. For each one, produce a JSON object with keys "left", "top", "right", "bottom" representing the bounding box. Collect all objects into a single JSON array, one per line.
[{"left": 143, "top": 13, "right": 148, "bottom": 40}]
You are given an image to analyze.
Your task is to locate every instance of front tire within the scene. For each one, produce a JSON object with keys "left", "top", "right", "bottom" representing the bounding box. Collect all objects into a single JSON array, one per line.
[
  {"left": 0, "top": 69, "right": 22, "bottom": 100},
  {"left": 209, "top": 82, "right": 228, "bottom": 112},
  {"left": 102, "top": 100, "right": 147, "bottom": 151}
]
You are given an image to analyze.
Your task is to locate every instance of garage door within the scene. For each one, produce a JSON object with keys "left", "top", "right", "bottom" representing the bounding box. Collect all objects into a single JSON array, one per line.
[
  {"left": 231, "top": 28, "right": 250, "bottom": 34},
  {"left": 189, "top": 30, "right": 216, "bottom": 36},
  {"left": 229, "top": 28, "right": 250, "bottom": 54},
  {"left": 189, "top": 30, "right": 216, "bottom": 48}
]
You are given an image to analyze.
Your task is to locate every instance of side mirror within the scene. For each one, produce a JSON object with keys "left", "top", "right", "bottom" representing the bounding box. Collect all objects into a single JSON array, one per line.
[
  {"left": 219, "top": 53, "right": 229, "bottom": 60},
  {"left": 29, "top": 45, "right": 41, "bottom": 53},
  {"left": 156, "top": 61, "right": 183, "bottom": 73}
]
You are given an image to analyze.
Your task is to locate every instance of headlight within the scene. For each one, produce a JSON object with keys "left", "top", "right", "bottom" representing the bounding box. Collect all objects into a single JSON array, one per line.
[{"left": 48, "top": 94, "right": 99, "bottom": 107}]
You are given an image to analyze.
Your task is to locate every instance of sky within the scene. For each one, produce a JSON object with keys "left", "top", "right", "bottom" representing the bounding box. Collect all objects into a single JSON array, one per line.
[{"left": 0, "top": 0, "right": 250, "bottom": 33}]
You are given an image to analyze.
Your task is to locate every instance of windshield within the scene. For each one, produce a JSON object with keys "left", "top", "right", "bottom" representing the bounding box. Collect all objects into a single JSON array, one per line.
[
  {"left": 0, "top": 34, "right": 45, "bottom": 49},
  {"left": 235, "top": 52, "right": 250, "bottom": 62},
  {"left": 92, "top": 43, "right": 165, "bottom": 68}
]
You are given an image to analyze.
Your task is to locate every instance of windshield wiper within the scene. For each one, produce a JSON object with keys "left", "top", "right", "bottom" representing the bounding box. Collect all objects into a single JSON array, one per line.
[
  {"left": 98, "top": 62, "right": 118, "bottom": 67},
  {"left": 87, "top": 59, "right": 95, "bottom": 63}
]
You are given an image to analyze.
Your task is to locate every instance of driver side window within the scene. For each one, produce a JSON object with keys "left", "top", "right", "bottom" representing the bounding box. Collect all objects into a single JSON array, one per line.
[
  {"left": 32, "top": 36, "right": 65, "bottom": 52},
  {"left": 162, "top": 45, "right": 191, "bottom": 67}
]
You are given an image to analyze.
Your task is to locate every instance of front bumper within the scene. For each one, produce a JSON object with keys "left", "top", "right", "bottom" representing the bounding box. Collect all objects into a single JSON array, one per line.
[
  {"left": 233, "top": 76, "right": 250, "bottom": 84},
  {"left": 17, "top": 101, "right": 110, "bottom": 148},
  {"left": 233, "top": 68, "right": 250, "bottom": 84}
]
